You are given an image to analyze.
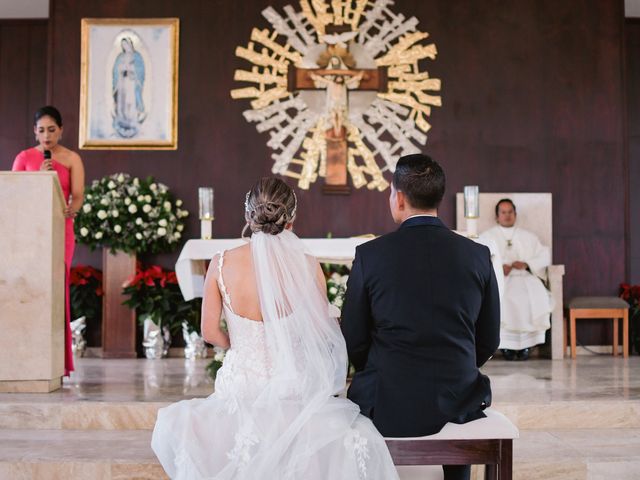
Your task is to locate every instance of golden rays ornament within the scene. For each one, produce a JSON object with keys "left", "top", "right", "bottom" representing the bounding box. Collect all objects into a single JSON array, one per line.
[{"left": 231, "top": 0, "right": 441, "bottom": 193}]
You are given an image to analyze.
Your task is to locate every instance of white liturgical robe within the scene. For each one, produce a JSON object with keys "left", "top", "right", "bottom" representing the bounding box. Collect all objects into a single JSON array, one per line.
[{"left": 480, "top": 225, "right": 554, "bottom": 350}]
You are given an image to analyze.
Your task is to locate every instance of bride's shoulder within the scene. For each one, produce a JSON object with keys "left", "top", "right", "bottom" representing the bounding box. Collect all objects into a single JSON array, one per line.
[
  {"left": 209, "top": 244, "right": 250, "bottom": 278},
  {"left": 216, "top": 243, "right": 251, "bottom": 266},
  {"left": 226, "top": 243, "right": 251, "bottom": 257}
]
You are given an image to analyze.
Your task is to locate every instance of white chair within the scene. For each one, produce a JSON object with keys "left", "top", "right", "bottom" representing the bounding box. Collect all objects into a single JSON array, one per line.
[
  {"left": 455, "top": 193, "right": 565, "bottom": 359},
  {"left": 386, "top": 409, "right": 519, "bottom": 480}
]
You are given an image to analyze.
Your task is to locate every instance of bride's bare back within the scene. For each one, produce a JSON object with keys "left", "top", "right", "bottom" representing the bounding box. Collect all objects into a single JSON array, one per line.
[
  {"left": 218, "top": 244, "right": 263, "bottom": 321},
  {"left": 201, "top": 240, "right": 327, "bottom": 347}
]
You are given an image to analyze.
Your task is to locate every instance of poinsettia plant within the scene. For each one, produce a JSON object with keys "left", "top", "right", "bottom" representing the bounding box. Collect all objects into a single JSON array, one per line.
[
  {"left": 70, "top": 265, "right": 103, "bottom": 321},
  {"left": 620, "top": 283, "right": 640, "bottom": 354},
  {"left": 74, "top": 173, "right": 189, "bottom": 254},
  {"left": 122, "top": 263, "right": 191, "bottom": 335}
]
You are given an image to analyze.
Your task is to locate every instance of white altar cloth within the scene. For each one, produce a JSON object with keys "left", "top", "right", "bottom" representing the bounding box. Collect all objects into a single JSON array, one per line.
[
  {"left": 176, "top": 237, "right": 371, "bottom": 300},
  {"left": 175, "top": 235, "right": 503, "bottom": 301}
]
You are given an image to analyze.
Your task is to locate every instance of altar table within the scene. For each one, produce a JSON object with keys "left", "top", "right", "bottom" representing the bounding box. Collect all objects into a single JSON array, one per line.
[{"left": 175, "top": 235, "right": 503, "bottom": 301}]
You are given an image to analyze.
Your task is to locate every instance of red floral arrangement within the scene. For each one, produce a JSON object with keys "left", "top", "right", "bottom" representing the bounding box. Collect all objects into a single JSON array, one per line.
[
  {"left": 122, "top": 263, "right": 187, "bottom": 334},
  {"left": 620, "top": 283, "right": 640, "bottom": 354},
  {"left": 70, "top": 265, "right": 103, "bottom": 322},
  {"left": 124, "top": 263, "right": 178, "bottom": 289}
]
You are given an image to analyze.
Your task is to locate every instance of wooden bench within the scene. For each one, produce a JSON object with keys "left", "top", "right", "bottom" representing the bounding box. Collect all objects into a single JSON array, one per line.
[
  {"left": 567, "top": 296, "right": 629, "bottom": 359},
  {"left": 385, "top": 409, "right": 518, "bottom": 479}
]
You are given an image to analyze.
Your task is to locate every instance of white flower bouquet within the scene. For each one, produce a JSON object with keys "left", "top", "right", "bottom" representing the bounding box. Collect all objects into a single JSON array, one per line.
[
  {"left": 326, "top": 271, "right": 349, "bottom": 309},
  {"left": 74, "top": 173, "right": 188, "bottom": 254}
]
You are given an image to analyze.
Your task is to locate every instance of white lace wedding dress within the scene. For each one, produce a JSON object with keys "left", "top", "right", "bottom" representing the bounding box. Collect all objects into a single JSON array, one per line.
[{"left": 152, "top": 231, "right": 398, "bottom": 480}]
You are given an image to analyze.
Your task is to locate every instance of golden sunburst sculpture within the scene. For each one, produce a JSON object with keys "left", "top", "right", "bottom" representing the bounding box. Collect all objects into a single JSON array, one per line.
[{"left": 231, "top": 0, "right": 441, "bottom": 193}]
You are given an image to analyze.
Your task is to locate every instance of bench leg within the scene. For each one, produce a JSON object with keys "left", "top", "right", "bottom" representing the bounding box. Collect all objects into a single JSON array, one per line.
[
  {"left": 570, "top": 311, "right": 577, "bottom": 359},
  {"left": 623, "top": 309, "right": 629, "bottom": 358},
  {"left": 613, "top": 317, "right": 619, "bottom": 357},
  {"left": 563, "top": 314, "right": 567, "bottom": 358},
  {"left": 499, "top": 439, "right": 513, "bottom": 480}
]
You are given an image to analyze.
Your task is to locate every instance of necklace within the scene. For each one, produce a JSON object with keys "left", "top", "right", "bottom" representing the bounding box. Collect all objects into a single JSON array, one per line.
[{"left": 498, "top": 226, "right": 517, "bottom": 249}]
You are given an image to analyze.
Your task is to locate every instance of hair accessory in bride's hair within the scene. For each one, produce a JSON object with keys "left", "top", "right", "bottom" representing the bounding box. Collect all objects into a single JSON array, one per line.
[
  {"left": 290, "top": 190, "right": 298, "bottom": 220},
  {"left": 244, "top": 191, "right": 251, "bottom": 213}
]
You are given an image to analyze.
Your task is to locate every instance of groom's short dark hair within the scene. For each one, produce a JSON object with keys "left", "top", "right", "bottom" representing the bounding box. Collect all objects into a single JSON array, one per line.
[{"left": 393, "top": 154, "right": 446, "bottom": 210}]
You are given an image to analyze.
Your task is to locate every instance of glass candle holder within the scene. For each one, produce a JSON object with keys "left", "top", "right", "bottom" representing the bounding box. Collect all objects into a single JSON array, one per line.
[
  {"left": 463, "top": 185, "right": 479, "bottom": 218},
  {"left": 463, "top": 185, "right": 479, "bottom": 238},
  {"left": 199, "top": 187, "right": 214, "bottom": 239},
  {"left": 199, "top": 187, "right": 214, "bottom": 220}
]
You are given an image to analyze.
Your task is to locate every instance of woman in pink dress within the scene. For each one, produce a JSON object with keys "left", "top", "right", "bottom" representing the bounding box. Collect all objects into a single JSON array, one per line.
[{"left": 12, "top": 106, "right": 85, "bottom": 376}]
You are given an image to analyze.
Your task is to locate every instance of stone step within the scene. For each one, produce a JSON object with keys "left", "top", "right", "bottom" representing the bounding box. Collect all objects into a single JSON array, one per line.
[
  {"left": 1, "top": 399, "right": 639, "bottom": 431},
  {"left": 0, "top": 401, "right": 166, "bottom": 430},
  {"left": 509, "top": 429, "right": 640, "bottom": 480},
  {"left": 0, "top": 429, "right": 638, "bottom": 480},
  {"left": 0, "top": 429, "right": 166, "bottom": 480}
]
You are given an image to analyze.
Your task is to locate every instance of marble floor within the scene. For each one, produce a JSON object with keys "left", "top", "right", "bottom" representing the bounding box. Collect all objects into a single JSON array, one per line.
[
  {"left": 1, "top": 354, "right": 637, "bottom": 404},
  {"left": 0, "top": 355, "right": 638, "bottom": 479}
]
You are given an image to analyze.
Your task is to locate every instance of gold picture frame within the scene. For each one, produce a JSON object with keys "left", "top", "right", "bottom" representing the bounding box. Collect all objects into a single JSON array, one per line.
[{"left": 79, "top": 18, "right": 179, "bottom": 150}]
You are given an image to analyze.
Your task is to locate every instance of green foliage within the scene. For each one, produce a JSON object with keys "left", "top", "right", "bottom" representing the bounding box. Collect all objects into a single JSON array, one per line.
[{"left": 206, "top": 358, "right": 224, "bottom": 381}]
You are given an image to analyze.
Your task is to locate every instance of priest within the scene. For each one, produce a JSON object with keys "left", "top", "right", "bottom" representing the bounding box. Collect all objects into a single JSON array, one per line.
[{"left": 480, "top": 199, "right": 554, "bottom": 360}]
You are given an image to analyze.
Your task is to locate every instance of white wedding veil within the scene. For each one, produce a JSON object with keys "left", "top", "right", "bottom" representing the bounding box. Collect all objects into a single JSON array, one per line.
[
  {"left": 252, "top": 229, "right": 347, "bottom": 399},
  {"left": 243, "top": 229, "right": 351, "bottom": 475}
]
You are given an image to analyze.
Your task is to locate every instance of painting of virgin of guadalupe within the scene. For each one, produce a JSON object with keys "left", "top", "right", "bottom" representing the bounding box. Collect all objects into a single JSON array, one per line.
[
  {"left": 112, "top": 37, "right": 147, "bottom": 138},
  {"left": 79, "top": 18, "right": 179, "bottom": 150}
]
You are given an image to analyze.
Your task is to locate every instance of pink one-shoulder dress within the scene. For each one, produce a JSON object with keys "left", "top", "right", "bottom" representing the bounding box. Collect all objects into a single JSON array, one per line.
[{"left": 13, "top": 147, "right": 75, "bottom": 376}]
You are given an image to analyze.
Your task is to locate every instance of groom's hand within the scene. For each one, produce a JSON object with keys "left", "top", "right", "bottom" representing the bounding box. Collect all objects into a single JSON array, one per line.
[
  {"left": 502, "top": 264, "right": 512, "bottom": 276},
  {"left": 512, "top": 261, "right": 528, "bottom": 270}
]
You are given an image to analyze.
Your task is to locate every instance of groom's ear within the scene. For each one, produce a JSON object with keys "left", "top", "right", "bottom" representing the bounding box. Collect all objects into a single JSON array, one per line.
[{"left": 396, "top": 190, "right": 407, "bottom": 211}]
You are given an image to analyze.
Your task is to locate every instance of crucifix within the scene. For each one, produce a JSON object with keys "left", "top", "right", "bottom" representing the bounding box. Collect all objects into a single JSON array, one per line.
[{"left": 288, "top": 25, "right": 388, "bottom": 195}]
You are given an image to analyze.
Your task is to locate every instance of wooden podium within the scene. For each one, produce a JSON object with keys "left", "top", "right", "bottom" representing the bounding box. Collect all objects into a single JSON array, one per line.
[{"left": 0, "top": 172, "right": 66, "bottom": 392}]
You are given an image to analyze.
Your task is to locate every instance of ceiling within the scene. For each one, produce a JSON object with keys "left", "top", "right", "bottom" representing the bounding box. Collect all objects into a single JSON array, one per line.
[{"left": 0, "top": 0, "right": 639, "bottom": 20}]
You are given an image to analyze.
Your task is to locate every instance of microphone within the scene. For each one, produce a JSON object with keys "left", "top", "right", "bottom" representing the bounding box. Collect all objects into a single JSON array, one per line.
[{"left": 43, "top": 150, "right": 51, "bottom": 170}]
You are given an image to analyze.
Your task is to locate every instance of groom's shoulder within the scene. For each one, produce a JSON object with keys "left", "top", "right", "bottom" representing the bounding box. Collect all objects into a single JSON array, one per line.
[
  {"left": 355, "top": 231, "right": 398, "bottom": 256},
  {"left": 355, "top": 227, "right": 490, "bottom": 256}
]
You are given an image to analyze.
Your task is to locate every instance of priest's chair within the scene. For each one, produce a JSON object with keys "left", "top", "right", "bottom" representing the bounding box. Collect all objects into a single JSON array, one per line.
[{"left": 455, "top": 192, "right": 565, "bottom": 359}]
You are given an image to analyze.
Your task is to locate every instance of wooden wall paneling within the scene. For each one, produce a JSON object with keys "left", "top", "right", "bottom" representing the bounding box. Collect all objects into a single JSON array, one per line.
[
  {"left": 625, "top": 20, "right": 640, "bottom": 285},
  {"left": 38, "top": 0, "right": 629, "bottom": 346},
  {"left": 0, "top": 21, "right": 47, "bottom": 162}
]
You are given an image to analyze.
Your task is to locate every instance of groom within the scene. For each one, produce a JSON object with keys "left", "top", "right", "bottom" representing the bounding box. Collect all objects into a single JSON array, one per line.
[{"left": 341, "top": 154, "right": 500, "bottom": 480}]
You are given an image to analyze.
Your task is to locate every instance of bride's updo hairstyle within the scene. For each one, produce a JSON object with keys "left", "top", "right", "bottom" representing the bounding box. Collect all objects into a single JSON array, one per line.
[{"left": 243, "top": 177, "right": 297, "bottom": 236}]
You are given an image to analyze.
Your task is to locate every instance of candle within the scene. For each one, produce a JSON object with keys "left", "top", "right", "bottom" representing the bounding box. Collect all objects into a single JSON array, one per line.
[
  {"left": 199, "top": 187, "right": 214, "bottom": 239},
  {"left": 198, "top": 187, "right": 214, "bottom": 220},
  {"left": 463, "top": 185, "right": 479, "bottom": 219}
]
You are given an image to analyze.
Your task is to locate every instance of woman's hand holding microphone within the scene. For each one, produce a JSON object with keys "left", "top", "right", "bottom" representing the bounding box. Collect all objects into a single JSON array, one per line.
[{"left": 40, "top": 150, "right": 53, "bottom": 171}]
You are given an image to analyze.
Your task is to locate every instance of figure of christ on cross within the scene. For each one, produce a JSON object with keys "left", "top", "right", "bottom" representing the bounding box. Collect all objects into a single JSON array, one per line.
[{"left": 288, "top": 30, "right": 387, "bottom": 194}]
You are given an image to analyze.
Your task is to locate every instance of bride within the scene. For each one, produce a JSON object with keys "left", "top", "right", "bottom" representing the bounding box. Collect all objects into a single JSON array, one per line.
[{"left": 152, "top": 178, "right": 399, "bottom": 479}]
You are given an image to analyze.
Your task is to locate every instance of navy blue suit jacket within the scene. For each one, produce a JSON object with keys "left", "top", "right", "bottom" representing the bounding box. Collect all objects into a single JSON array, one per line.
[{"left": 341, "top": 216, "right": 500, "bottom": 437}]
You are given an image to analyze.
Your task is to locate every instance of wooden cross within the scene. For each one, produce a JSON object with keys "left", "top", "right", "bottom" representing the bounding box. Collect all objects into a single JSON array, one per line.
[{"left": 287, "top": 25, "right": 388, "bottom": 195}]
